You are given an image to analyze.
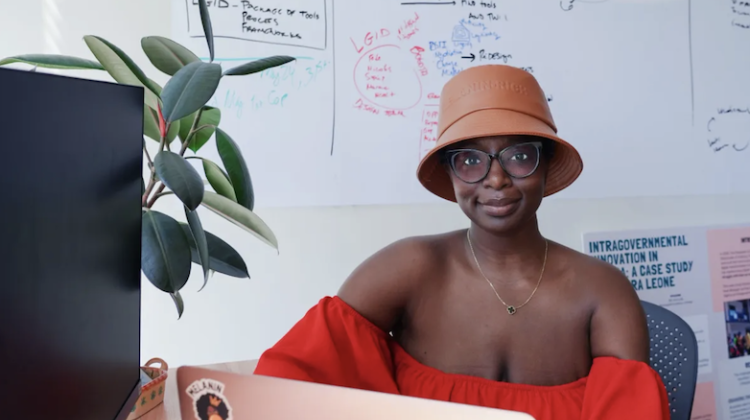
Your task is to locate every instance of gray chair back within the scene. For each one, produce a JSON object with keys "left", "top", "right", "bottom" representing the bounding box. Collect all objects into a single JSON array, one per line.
[{"left": 641, "top": 300, "right": 698, "bottom": 420}]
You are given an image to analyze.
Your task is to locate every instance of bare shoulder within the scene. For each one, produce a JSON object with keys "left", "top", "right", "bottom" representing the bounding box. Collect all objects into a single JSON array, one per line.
[
  {"left": 554, "top": 243, "right": 650, "bottom": 362},
  {"left": 337, "top": 231, "right": 455, "bottom": 332},
  {"left": 556, "top": 244, "right": 634, "bottom": 293}
]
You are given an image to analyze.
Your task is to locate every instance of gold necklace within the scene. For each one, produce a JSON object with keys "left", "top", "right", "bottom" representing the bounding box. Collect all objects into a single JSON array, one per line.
[{"left": 466, "top": 229, "right": 549, "bottom": 315}]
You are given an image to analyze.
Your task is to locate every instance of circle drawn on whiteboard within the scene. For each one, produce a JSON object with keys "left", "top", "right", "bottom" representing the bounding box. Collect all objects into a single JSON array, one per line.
[
  {"left": 353, "top": 44, "right": 423, "bottom": 111},
  {"left": 452, "top": 25, "right": 471, "bottom": 48}
]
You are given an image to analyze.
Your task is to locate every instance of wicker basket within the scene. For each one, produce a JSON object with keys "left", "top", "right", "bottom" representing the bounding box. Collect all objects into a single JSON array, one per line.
[{"left": 126, "top": 358, "right": 169, "bottom": 420}]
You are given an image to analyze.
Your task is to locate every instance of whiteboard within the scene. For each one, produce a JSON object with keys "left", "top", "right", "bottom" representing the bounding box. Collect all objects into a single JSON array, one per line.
[{"left": 170, "top": 0, "right": 750, "bottom": 208}]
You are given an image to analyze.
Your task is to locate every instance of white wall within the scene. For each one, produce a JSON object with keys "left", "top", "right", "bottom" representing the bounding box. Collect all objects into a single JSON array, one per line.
[{"left": 3, "top": 0, "right": 750, "bottom": 368}]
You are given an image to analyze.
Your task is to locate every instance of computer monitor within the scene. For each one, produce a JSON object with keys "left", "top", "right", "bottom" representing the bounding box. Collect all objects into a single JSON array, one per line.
[{"left": 0, "top": 67, "right": 143, "bottom": 420}]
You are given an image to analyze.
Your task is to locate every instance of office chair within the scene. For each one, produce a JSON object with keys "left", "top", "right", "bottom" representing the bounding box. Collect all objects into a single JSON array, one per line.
[{"left": 641, "top": 300, "right": 699, "bottom": 420}]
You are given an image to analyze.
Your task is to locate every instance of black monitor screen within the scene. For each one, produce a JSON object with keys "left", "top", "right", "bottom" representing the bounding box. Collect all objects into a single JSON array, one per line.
[{"left": 0, "top": 68, "right": 142, "bottom": 420}]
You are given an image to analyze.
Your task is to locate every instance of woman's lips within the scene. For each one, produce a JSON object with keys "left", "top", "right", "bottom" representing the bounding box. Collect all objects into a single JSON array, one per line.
[{"left": 478, "top": 197, "right": 521, "bottom": 217}]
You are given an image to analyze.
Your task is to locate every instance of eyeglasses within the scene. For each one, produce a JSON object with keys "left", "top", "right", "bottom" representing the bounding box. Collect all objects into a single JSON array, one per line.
[{"left": 444, "top": 141, "right": 543, "bottom": 184}]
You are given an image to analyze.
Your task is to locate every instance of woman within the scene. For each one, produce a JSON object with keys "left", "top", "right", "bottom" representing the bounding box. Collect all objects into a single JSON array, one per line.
[{"left": 254, "top": 65, "right": 669, "bottom": 419}]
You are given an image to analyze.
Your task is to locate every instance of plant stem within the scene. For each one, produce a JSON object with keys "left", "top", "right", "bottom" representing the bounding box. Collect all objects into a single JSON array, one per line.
[
  {"left": 151, "top": 191, "right": 173, "bottom": 200},
  {"left": 143, "top": 142, "right": 154, "bottom": 168},
  {"left": 143, "top": 176, "right": 157, "bottom": 207},
  {"left": 159, "top": 125, "right": 168, "bottom": 151},
  {"left": 143, "top": 132, "right": 167, "bottom": 207},
  {"left": 146, "top": 110, "right": 203, "bottom": 208},
  {"left": 181, "top": 108, "right": 204, "bottom": 155},
  {"left": 147, "top": 183, "right": 167, "bottom": 208},
  {"left": 142, "top": 177, "right": 156, "bottom": 206},
  {"left": 141, "top": 139, "right": 156, "bottom": 206},
  {"left": 191, "top": 124, "right": 215, "bottom": 136}
]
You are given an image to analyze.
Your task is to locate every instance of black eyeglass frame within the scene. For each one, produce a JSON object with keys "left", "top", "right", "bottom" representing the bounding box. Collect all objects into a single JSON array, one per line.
[{"left": 443, "top": 141, "right": 544, "bottom": 184}]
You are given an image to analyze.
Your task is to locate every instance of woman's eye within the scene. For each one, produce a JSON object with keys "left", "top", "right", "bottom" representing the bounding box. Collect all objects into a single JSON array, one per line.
[
  {"left": 464, "top": 156, "right": 481, "bottom": 166},
  {"left": 510, "top": 153, "right": 528, "bottom": 161}
]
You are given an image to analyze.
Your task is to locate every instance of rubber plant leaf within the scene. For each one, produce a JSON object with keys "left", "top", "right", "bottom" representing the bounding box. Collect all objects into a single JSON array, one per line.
[
  {"left": 0, "top": 54, "right": 104, "bottom": 70},
  {"left": 141, "top": 36, "right": 201, "bottom": 76},
  {"left": 141, "top": 209, "right": 192, "bottom": 294},
  {"left": 223, "top": 56, "right": 296, "bottom": 76},
  {"left": 216, "top": 128, "right": 254, "bottom": 210},
  {"left": 83, "top": 35, "right": 161, "bottom": 109},
  {"left": 184, "top": 208, "right": 210, "bottom": 290},
  {"left": 153, "top": 150, "right": 205, "bottom": 211},
  {"left": 160, "top": 61, "right": 222, "bottom": 123},
  {"left": 200, "top": 191, "right": 278, "bottom": 250},
  {"left": 180, "top": 223, "right": 250, "bottom": 278}
]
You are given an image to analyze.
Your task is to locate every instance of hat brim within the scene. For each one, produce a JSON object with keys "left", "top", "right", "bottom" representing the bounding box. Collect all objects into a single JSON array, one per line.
[{"left": 416, "top": 108, "right": 583, "bottom": 202}]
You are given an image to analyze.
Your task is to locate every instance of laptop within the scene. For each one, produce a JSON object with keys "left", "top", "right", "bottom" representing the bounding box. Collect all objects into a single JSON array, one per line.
[{"left": 176, "top": 366, "right": 535, "bottom": 420}]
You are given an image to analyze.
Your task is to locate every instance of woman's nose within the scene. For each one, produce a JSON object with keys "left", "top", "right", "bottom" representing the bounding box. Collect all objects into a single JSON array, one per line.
[{"left": 482, "top": 158, "right": 511, "bottom": 190}]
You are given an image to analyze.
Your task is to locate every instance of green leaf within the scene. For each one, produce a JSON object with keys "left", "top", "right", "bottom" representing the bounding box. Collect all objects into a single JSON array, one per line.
[
  {"left": 141, "top": 209, "right": 192, "bottom": 293},
  {"left": 202, "top": 158, "right": 237, "bottom": 202},
  {"left": 178, "top": 113, "right": 194, "bottom": 143},
  {"left": 216, "top": 128, "right": 254, "bottom": 210},
  {"left": 180, "top": 224, "right": 250, "bottom": 278},
  {"left": 200, "top": 191, "right": 277, "bottom": 250},
  {"left": 170, "top": 291, "right": 185, "bottom": 319},
  {"left": 161, "top": 61, "right": 222, "bottom": 123},
  {"left": 223, "top": 56, "right": 296, "bottom": 76},
  {"left": 169, "top": 120, "right": 182, "bottom": 143},
  {"left": 0, "top": 54, "right": 104, "bottom": 70},
  {"left": 184, "top": 208, "right": 210, "bottom": 291},
  {"left": 189, "top": 108, "right": 221, "bottom": 152},
  {"left": 197, "top": 0, "right": 215, "bottom": 62},
  {"left": 143, "top": 106, "right": 180, "bottom": 143},
  {"left": 141, "top": 36, "right": 201, "bottom": 76},
  {"left": 83, "top": 35, "right": 161, "bottom": 109},
  {"left": 177, "top": 107, "right": 221, "bottom": 152},
  {"left": 153, "top": 151, "right": 205, "bottom": 211},
  {"left": 143, "top": 107, "right": 160, "bottom": 141}
]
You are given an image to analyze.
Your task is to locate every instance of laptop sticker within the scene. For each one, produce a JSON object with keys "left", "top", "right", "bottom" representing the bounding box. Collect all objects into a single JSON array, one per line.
[{"left": 185, "top": 378, "right": 233, "bottom": 420}]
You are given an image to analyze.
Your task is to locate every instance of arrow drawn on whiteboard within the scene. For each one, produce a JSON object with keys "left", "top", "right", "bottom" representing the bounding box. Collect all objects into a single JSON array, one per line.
[
  {"left": 401, "top": 1, "right": 456, "bottom": 5},
  {"left": 461, "top": 53, "right": 476, "bottom": 62}
]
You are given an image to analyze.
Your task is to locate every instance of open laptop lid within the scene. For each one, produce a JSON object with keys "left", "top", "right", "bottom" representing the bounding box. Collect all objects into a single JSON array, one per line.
[{"left": 176, "top": 366, "right": 535, "bottom": 420}]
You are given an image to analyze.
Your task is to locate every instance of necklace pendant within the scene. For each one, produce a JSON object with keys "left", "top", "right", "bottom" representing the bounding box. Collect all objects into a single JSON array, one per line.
[{"left": 507, "top": 306, "right": 517, "bottom": 315}]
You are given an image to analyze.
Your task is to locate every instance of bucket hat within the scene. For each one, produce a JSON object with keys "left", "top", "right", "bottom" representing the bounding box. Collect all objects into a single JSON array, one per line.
[{"left": 416, "top": 64, "right": 583, "bottom": 202}]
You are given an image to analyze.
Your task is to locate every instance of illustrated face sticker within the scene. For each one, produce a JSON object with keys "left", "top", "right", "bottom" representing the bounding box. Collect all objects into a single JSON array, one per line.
[{"left": 186, "top": 378, "right": 233, "bottom": 420}]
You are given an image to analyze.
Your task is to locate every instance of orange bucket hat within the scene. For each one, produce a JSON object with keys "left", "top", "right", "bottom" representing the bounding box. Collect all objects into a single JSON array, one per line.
[{"left": 417, "top": 64, "right": 583, "bottom": 202}]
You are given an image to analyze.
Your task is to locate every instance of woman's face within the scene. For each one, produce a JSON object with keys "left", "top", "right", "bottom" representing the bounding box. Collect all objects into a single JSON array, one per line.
[{"left": 445, "top": 135, "right": 548, "bottom": 234}]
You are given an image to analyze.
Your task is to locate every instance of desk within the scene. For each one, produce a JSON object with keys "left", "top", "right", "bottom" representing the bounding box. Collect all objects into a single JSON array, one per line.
[{"left": 140, "top": 359, "right": 258, "bottom": 420}]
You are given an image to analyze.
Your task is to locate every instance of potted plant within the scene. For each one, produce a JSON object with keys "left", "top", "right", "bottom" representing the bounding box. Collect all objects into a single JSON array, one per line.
[{"left": 0, "top": 0, "right": 292, "bottom": 318}]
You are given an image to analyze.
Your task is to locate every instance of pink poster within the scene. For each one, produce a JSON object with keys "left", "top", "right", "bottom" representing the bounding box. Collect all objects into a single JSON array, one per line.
[
  {"left": 691, "top": 381, "right": 717, "bottom": 420},
  {"left": 707, "top": 227, "right": 750, "bottom": 313},
  {"left": 585, "top": 224, "right": 750, "bottom": 419}
]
